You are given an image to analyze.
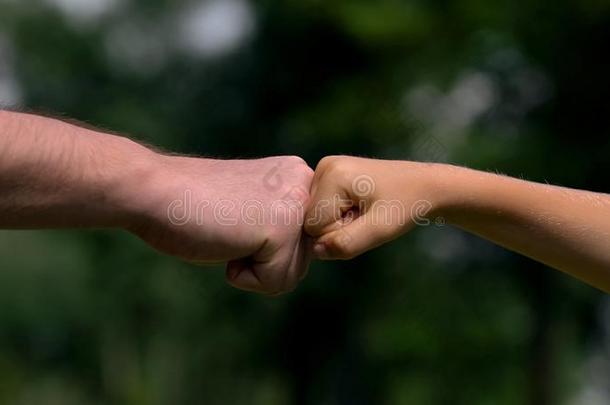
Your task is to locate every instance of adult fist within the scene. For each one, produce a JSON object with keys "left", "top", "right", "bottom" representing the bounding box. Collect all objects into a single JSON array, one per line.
[{"left": 129, "top": 155, "right": 314, "bottom": 295}]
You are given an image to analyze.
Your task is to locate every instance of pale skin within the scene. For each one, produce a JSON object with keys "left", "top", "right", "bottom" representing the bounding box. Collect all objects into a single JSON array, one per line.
[
  {"left": 0, "top": 110, "right": 314, "bottom": 295},
  {"left": 305, "top": 156, "right": 610, "bottom": 293}
]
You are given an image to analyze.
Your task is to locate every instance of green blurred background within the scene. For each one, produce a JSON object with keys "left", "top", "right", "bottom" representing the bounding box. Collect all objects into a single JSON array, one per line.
[{"left": 0, "top": 0, "right": 609, "bottom": 404}]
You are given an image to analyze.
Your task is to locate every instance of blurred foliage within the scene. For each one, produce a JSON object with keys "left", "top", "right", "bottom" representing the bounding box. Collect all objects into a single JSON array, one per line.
[{"left": 0, "top": 0, "right": 609, "bottom": 404}]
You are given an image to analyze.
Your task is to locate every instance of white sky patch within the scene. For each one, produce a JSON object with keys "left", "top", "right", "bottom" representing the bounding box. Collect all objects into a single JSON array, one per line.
[
  {"left": 42, "top": 0, "right": 120, "bottom": 25},
  {"left": 403, "top": 71, "right": 497, "bottom": 157},
  {"left": 0, "top": 35, "right": 22, "bottom": 107},
  {"left": 446, "top": 72, "right": 497, "bottom": 129},
  {"left": 179, "top": 0, "right": 255, "bottom": 58},
  {"left": 406, "top": 71, "right": 497, "bottom": 135}
]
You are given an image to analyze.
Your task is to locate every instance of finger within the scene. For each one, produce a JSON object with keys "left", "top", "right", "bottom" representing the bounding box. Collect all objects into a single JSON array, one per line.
[
  {"left": 312, "top": 211, "right": 403, "bottom": 260},
  {"left": 225, "top": 259, "right": 265, "bottom": 293},
  {"left": 237, "top": 230, "right": 313, "bottom": 296},
  {"left": 304, "top": 172, "right": 353, "bottom": 238}
]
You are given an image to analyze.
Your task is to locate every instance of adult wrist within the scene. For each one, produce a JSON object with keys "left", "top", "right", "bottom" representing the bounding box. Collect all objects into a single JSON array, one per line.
[{"left": 103, "top": 136, "right": 164, "bottom": 230}]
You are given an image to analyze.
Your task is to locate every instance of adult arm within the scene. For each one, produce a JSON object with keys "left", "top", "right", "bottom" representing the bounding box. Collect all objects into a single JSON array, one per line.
[
  {"left": 0, "top": 110, "right": 314, "bottom": 294},
  {"left": 0, "top": 110, "right": 154, "bottom": 228}
]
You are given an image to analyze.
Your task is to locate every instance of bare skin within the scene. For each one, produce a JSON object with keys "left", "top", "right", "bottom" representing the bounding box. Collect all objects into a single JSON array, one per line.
[
  {"left": 0, "top": 111, "right": 314, "bottom": 295},
  {"left": 305, "top": 156, "right": 610, "bottom": 293},
  {"left": 2, "top": 111, "right": 609, "bottom": 294}
]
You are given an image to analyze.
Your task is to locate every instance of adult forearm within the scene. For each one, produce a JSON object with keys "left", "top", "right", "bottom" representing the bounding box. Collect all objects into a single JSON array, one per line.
[
  {"left": 0, "top": 111, "right": 157, "bottom": 229},
  {"left": 438, "top": 165, "right": 610, "bottom": 291}
]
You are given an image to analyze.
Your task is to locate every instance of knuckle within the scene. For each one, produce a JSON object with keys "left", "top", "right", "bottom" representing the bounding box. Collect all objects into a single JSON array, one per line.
[
  {"left": 316, "top": 155, "right": 339, "bottom": 171},
  {"left": 283, "top": 156, "right": 314, "bottom": 184},
  {"left": 284, "top": 155, "right": 307, "bottom": 167},
  {"left": 302, "top": 164, "right": 315, "bottom": 179},
  {"left": 319, "top": 156, "right": 352, "bottom": 179}
]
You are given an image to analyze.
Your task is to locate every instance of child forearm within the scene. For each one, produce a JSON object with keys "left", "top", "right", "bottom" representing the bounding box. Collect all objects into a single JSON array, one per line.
[
  {"left": 305, "top": 156, "right": 610, "bottom": 293},
  {"left": 440, "top": 165, "right": 610, "bottom": 291}
]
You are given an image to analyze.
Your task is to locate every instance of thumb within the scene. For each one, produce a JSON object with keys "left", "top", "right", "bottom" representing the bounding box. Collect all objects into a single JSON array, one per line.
[{"left": 312, "top": 211, "right": 405, "bottom": 260}]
